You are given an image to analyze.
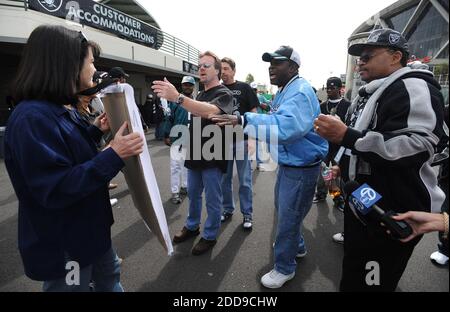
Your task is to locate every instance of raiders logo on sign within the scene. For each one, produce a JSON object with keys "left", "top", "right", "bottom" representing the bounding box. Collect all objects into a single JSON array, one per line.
[{"left": 37, "top": 0, "right": 63, "bottom": 12}]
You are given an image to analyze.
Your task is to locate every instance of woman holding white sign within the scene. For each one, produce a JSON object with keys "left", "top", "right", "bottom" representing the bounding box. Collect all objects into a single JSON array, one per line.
[{"left": 4, "top": 25, "right": 144, "bottom": 292}]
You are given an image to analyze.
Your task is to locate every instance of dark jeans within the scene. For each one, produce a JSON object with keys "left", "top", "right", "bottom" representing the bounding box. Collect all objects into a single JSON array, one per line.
[
  {"left": 155, "top": 123, "right": 164, "bottom": 139},
  {"left": 315, "top": 168, "right": 328, "bottom": 198},
  {"left": 340, "top": 205, "right": 421, "bottom": 292},
  {"left": 438, "top": 176, "right": 448, "bottom": 256}
]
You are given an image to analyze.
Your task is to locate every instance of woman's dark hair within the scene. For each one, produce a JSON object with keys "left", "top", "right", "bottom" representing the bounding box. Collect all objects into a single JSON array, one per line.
[{"left": 13, "top": 25, "right": 100, "bottom": 105}]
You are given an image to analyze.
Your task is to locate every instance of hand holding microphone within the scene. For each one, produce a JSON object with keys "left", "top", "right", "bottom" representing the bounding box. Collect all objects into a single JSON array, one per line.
[
  {"left": 392, "top": 211, "right": 449, "bottom": 242},
  {"left": 344, "top": 181, "right": 413, "bottom": 240}
]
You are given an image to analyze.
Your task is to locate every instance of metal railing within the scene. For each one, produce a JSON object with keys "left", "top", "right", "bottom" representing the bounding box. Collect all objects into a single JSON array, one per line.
[
  {"left": 156, "top": 30, "right": 200, "bottom": 64},
  {"left": 1, "top": 0, "right": 200, "bottom": 65},
  {"left": 436, "top": 74, "right": 449, "bottom": 87}
]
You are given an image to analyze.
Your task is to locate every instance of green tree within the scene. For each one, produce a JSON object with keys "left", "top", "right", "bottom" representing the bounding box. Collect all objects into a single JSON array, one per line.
[{"left": 245, "top": 74, "right": 255, "bottom": 84}]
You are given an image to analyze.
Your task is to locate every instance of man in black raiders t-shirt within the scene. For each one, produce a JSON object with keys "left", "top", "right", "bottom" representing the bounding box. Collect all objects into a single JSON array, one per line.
[
  {"left": 152, "top": 51, "right": 234, "bottom": 256},
  {"left": 313, "top": 77, "right": 350, "bottom": 212},
  {"left": 220, "top": 57, "right": 259, "bottom": 230}
]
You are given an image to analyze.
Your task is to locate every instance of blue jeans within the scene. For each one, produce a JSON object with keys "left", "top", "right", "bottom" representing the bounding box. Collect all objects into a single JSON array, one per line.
[
  {"left": 186, "top": 167, "right": 223, "bottom": 240},
  {"left": 256, "top": 141, "right": 270, "bottom": 165},
  {"left": 273, "top": 165, "right": 320, "bottom": 275},
  {"left": 256, "top": 140, "right": 262, "bottom": 165},
  {"left": 43, "top": 247, "right": 123, "bottom": 292},
  {"left": 222, "top": 141, "right": 253, "bottom": 218}
]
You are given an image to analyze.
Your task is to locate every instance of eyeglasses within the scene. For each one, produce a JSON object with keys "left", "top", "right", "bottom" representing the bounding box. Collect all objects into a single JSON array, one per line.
[
  {"left": 198, "top": 63, "right": 213, "bottom": 69},
  {"left": 78, "top": 31, "right": 88, "bottom": 44},
  {"left": 355, "top": 50, "right": 387, "bottom": 65},
  {"left": 270, "top": 59, "right": 289, "bottom": 66}
]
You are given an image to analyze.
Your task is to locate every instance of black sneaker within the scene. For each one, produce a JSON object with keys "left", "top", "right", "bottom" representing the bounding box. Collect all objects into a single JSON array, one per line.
[
  {"left": 312, "top": 194, "right": 326, "bottom": 203},
  {"left": 243, "top": 216, "right": 253, "bottom": 230},
  {"left": 179, "top": 187, "right": 188, "bottom": 196},
  {"left": 333, "top": 197, "right": 345, "bottom": 212},
  {"left": 335, "top": 202, "right": 344, "bottom": 212},
  {"left": 192, "top": 238, "right": 217, "bottom": 255},
  {"left": 173, "top": 226, "right": 200, "bottom": 244},
  {"left": 221, "top": 212, "right": 233, "bottom": 222}
]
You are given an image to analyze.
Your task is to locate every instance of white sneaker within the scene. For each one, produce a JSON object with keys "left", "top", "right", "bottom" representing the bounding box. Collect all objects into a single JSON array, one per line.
[
  {"left": 110, "top": 198, "right": 118, "bottom": 207},
  {"left": 430, "top": 251, "right": 449, "bottom": 266},
  {"left": 257, "top": 164, "right": 269, "bottom": 171},
  {"left": 243, "top": 217, "right": 253, "bottom": 230},
  {"left": 332, "top": 232, "right": 344, "bottom": 244},
  {"left": 261, "top": 269, "right": 295, "bottom": 289},
  {"left": 296, "top": 250, "right": 307, "bottom": 258}
]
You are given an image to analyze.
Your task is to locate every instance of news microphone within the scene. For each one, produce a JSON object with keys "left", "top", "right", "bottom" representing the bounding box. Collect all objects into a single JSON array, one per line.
[{"left": 344, "top": 181, "right": 413, "bottom": 239}]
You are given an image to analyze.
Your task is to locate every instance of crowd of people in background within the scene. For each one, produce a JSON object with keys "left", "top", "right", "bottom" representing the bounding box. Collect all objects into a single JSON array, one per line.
[{"left": 3, "top": 23, "right": 448, "bottom": 292}]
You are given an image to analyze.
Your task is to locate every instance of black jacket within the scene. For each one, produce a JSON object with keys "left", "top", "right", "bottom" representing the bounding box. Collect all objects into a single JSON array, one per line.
[
  {"left": 320, "top": 98, "right": 351, "bottom": 164},
  {"left": 342, "top": 70, "right": 446, "bottom": 215}
]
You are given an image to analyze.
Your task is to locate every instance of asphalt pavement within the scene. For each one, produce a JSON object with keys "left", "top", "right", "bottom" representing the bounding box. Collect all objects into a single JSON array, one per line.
[{"left": 0, "top": 129, "right": 448, "bottom": 292}]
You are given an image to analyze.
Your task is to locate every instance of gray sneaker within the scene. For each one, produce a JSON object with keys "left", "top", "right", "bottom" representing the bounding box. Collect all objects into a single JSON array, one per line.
[{"left": 171, "top": 193, "right": 182, "bottom": 204}]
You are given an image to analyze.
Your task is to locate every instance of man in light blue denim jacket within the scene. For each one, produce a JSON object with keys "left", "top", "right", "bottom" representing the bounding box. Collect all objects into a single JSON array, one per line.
[{"left": 211, "top": 46, "right": 328, "bottom": 288}]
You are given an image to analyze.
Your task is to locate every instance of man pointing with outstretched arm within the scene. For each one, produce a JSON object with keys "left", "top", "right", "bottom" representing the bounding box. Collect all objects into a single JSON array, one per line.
[{"left": 152, "top": 51, "right": 234, "bottom": 256}]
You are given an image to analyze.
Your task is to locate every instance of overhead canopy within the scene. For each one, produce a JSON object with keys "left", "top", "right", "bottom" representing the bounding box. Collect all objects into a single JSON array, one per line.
[{"left": 97, "top": 0, "right": 161, "bottom": 29}]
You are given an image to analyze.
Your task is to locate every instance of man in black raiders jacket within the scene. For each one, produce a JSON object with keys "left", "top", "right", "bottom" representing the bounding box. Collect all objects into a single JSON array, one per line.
[{"left": 314, "top": 29, "right": 446, "bottom": 292}]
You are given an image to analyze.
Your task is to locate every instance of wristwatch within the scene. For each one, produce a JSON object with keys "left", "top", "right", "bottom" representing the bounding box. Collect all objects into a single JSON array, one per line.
[
  {"left": 176, "top": 93, "right": 185, "bottom": 105},
  {"left": 233, "top": 111, "right": 242, "bottom": 125}
]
